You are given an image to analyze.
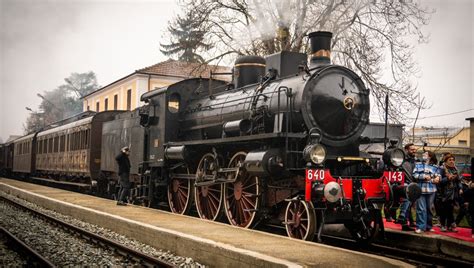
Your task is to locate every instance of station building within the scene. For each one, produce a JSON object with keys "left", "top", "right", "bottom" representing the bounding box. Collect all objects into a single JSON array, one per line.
[
  {"left": 406, "top": 126, "right": 471, "bottom": 164},
  {"left": 81, "top": 60, "right": 230, "bottom": 112}
]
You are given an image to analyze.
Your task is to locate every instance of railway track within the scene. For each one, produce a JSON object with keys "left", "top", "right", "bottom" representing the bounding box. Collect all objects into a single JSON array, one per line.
[
  {"left": 0, "top": 226, "right": 54, "bottom": 267},
  {"left": 259, "top": 224, "right": 473, "bottom": 267},
  {"left": 322, "top": 234, "right": 473, "bottom": 267},
  {"left": 0, "top": 195, "right": 175, "bottom": 268}
]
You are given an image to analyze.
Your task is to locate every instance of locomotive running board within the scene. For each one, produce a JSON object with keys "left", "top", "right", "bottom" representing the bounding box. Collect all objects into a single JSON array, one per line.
[{"left": 169, "top": 173, "right": 195, "bottom": 180}]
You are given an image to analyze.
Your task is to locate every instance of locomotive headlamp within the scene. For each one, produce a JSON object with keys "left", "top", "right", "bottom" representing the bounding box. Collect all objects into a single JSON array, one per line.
[
  {"left": 303, "top": 144, "right": 326, "bottom": 164},
  {"left": 383, "top": 148, "right": 405, "bottom": 167}
]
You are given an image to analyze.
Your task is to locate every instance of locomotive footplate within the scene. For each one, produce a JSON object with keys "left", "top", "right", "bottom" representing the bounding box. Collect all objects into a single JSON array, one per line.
[{"left": 169, "top": 173, "right": 195, "bottom": 180}]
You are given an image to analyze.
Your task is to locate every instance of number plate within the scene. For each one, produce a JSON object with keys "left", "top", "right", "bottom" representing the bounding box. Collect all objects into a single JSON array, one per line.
[
  {"left": 385, "top": 171, "right": 404, "bottom": 183},
  {"left": 306, "top": 169, "right": 325, "bottom": 181}
]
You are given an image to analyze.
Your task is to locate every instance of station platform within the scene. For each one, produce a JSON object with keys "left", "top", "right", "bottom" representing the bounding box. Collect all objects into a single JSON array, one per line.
[
  {"left": 319, "top": 213, "right": 474, "bottom": 264},
  {"left": 0, "top": 178, "right": 409, "bottom": 268},
  {"left": 384, "top": 219, "right": 474, "bottom": 242},
  {"left": 381, "top": 219, "right": 473, "bottom": 263}
]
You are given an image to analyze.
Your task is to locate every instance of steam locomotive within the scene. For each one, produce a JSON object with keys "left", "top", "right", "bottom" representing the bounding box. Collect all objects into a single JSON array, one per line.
[{"left": 1, "top": 31, "right": 407, "bottom": 243}]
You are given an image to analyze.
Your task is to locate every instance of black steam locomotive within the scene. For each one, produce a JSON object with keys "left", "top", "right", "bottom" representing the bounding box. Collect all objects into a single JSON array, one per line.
[{"left": 1, "top": 31, "right": 407, "bottom": 243}]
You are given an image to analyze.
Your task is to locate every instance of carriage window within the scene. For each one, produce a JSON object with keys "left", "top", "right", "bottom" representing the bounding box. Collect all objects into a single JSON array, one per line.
[
  {"left": 49, "top": 138, "right": 53, "bottom": 153},
  {"left": 76, "top": 132, "right": 79, "bottom": 150},
  {"left": 168, "top": 93, "right": 180, "bottom": 113},
  {"left": 71, "top": 133, "right": 75, "bottom": 151},
  {"left": 80, "top": 130, "right": 84, "bottom": 149},
  {"left": 60, "top": 135, "right": 65, "bottom": 152},
  {"left": 82, "top": 130, "right": 86, "bottom": 149},
  {"left": 53, "top": 137, "right": 57, "bottom": 152},
  {"left": 85, "top": 129, "right": 90, "bottom": 148}
]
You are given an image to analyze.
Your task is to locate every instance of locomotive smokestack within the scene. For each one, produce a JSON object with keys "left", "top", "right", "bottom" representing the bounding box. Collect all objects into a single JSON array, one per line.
[{"left": 308, "top": 31, "right": 333, "bottom": 66}]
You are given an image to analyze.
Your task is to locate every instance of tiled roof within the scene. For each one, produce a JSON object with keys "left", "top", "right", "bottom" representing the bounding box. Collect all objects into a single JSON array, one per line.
[
  {"left": 136, "top": 59, "right": 231, "bottom": 80},
  {"left": 82, "top": 60, "right": 231, "bottom": 99}
]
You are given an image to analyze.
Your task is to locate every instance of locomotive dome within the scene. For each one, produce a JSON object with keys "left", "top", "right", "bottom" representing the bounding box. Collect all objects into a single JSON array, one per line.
[{"left": 233, "top": 55, "right": 266, "bottom": 88}]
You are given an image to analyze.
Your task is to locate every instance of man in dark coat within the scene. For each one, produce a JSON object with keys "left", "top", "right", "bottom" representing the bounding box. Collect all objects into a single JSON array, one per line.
[
  {"left": 115, "top": 146, "right": 131, "bottom": 206},
  {"left": 397, "top": 143, "right": 417, "bottom": 230}
]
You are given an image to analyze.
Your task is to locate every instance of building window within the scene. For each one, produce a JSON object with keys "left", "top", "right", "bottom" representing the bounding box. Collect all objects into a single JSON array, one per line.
[
  {"left": 87, "top": 105, "right": 90, "bottom": 111},
  {"left": 114, "top": 94, "right": 118, "bottom": 110},
  {"left": 459, "top": 140, "right": 467, "bottom": 146},
  {"left": 96, "top": 101, "right": 100, "bottom": 112},
  {"left": 127, "top": 89, "right": 132, "bottom": 110},
  {"left": 104, "top": 98, "right": 108, "bottom": 111}
]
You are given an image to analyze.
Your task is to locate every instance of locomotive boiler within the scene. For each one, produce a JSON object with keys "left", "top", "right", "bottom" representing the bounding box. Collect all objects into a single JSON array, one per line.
[{"left": 129, "top": 31, "right": 406, "bottom": 243}]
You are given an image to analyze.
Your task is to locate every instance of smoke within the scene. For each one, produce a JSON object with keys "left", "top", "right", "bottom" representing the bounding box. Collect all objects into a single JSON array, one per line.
[{"left": 0, "top": 0, "right": 82, "bottom": 139}]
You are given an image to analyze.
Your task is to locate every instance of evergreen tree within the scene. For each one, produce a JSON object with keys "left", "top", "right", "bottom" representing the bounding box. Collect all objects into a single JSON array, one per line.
[{"left": 160, "top": 12, "right": 212, "bottom": 63}]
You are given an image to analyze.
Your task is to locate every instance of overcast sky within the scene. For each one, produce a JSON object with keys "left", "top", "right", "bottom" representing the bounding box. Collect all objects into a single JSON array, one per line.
[{"left": 0, "top": 0, "right": 473, "bottom": 142}]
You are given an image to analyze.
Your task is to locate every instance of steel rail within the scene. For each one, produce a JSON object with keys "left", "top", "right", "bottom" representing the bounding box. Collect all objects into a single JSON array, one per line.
[
  {"left": 0, "top": 226, "right": 55, "bottom": 267},
  {"left": 0, "top": 196, "right": 175, "bottom": 268}
]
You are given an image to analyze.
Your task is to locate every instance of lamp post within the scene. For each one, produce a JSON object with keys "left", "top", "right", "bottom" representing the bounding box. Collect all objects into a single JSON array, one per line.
[
  {"left": 25, "top": 107, "right": 45, "bottom": 131},
  {"left": 37, "top": 93, "right": 60, "bottom": 111},
  {"left": 37, "top": 93, "right": 64, "bottom": 120}
]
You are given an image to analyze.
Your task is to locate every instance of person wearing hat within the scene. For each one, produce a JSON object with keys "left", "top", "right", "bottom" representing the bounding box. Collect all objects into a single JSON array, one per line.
[
  {"left": 115, "top": 146, "right": 131, "bottom": 206},
  {"left": 439, "top": 153, "right": 462, "bottom": 232}
]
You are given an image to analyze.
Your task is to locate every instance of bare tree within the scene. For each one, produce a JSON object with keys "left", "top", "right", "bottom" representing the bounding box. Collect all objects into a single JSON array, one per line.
[
  {"left": 165, "top": 0, "right": 433, "bottom": 122},
  {"left": 411, "top": 94, "right": 430, "bottom": 143}
]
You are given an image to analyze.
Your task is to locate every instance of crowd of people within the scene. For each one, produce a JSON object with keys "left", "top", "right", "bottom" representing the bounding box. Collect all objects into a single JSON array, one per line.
[{"left": 390, "top": 143, "right": 473, "bottom": 238}]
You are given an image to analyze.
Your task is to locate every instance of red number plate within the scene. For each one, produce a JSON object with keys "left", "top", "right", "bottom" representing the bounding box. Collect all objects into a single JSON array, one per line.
[
  {"left": 306, "top": 169, "right": 325, "bottom": 181},
  {"left": 385, "top": 171, "right": 404, "bottom": 183}
]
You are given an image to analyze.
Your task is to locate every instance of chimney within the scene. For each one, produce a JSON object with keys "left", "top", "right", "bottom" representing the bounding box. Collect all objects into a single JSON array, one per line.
[{"left": 308, "top": 31, "right": 333, "bottom": 66}]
